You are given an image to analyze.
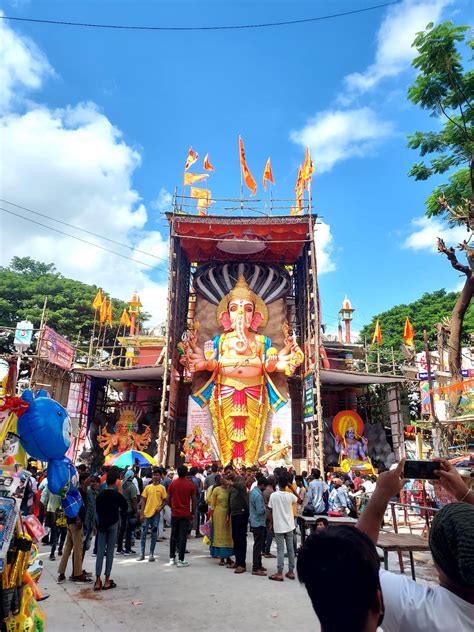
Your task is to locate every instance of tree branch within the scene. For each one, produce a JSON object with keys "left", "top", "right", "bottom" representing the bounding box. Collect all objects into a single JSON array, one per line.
[
  {"left": 437, "top": 99, "right": 474, "bottom": 141},
  {"left": 437, "top": 237, "right": 470, "bottom": 275},
  {"left": 438, "top": 196, "right": 474, "bottom": 231}
]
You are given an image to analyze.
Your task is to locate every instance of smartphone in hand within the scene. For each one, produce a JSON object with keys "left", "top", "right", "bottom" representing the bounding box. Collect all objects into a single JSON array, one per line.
[{"left": 403, "top": 460, "right": 440, "bottom": 480}]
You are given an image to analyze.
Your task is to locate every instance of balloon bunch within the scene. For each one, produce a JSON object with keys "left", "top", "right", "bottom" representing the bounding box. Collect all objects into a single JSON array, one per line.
[{"left": 18, "top": 390, "right": 82, "bottom": 518}]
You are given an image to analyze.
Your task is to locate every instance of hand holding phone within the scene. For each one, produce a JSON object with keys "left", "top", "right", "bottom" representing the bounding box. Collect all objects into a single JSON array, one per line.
[{"left": 403, "top": 460, "right": 440, "bottom": 480}]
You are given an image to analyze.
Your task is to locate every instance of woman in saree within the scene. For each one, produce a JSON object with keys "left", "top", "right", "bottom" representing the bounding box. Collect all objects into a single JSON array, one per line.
[{"left": 208, "top": 476, "right": 234, "bottom": 566}]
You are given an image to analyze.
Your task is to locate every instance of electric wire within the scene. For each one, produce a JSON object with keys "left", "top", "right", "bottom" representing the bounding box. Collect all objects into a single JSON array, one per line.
[
  {"left": 1, "top": 2, "right": 401, "bottom": 32},
  {"left": 0, "top": 206, "right": 164, "bottom": 270},
  {"left": 0, "top": 198, "right": 168, "bottom": 263}
]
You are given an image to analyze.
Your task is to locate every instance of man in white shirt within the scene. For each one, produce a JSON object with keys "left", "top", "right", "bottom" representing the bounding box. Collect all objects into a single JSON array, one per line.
[
  {"left": 268, "top": 474, "right": 297, "bottom": 582},
  {"left": 357, "top": 458, "right": 474, "bottom": 632}
]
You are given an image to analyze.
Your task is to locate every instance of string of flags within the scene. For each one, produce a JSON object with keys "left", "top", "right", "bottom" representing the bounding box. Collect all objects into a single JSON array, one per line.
[
  {"left": 430, "top": 378, "right": 474, "bottom": 396},
  {"left": 182, "top": 138, "right": 314, "bottom": 214}
]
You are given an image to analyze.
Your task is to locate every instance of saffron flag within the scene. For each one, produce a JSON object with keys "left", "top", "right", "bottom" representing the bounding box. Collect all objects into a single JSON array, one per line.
[
  {"left": 198, "top": 190, "right": 212, "bottom": 214},
  {"left": 92, "top": 289, "right": 103, "bottom": 310},
  {"left": 403, "top": 317, "right": 414, "bottom": 347},
  {"left": 239, "top": 136, "right": 257, "bottom": 196},
  {"left": 295, "top": 165, "right": 304, "bottom": 197},
  {"left": 203, "top": 153, "right": 214, "bottom": 171},
  {"left": 292, "top": 165, "right": 304, "bottom": 215},
  {"left": 263, "top": 157, "right": 275, "bottom": 191},
  {"left": 190, "top": 187, "right": 209, "bottom": 199},
  {"left": 184, "top": 147, "right": 198, "bottom": 171},
  {"left": 372, "top": 319, "right": 383, "bottom": 346},
  {"left": 106, "top": 300, "right": 113, "bottom": 327},
  {"left": 183, "top": 172, "right": 208, "bottom": 186},
  {"left": 301, "top": 146, "right": 314, "bottom": 184},
  {"left": 99, "top": 298, "right": 108, "bottom": 326},
  {"left": 120, "top": 309, "right": 132, "bottom": 328}
]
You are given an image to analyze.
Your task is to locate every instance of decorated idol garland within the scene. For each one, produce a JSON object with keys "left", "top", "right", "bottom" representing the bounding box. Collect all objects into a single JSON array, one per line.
[{"left": 18, "top": 389, "right": 82, "bottom": 517}]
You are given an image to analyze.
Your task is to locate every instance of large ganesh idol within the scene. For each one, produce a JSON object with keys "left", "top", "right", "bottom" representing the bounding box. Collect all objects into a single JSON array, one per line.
[{"left": 186, "top": 272, "right": 303, "bottom": 467}]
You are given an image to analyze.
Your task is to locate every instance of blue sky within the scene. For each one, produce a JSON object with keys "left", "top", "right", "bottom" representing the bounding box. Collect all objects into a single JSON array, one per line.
[{"left": 0, "top": 0, "right": 471, "bottom": 333}]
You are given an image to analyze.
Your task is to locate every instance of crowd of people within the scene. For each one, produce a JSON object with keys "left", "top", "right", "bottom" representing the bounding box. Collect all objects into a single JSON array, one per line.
[{"left": 21, "top": 456, "right": 474, "bottom": 631}]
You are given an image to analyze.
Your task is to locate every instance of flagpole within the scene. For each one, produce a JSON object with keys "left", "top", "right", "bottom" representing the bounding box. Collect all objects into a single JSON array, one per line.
[
  {"left": 93, "top": 321, "right": 103, "bottom": 365},
  {"left": 239, "top": 137, "right": 243, "bottom": 215},
  {"left": 110, "top": 321, "right": 126, "bottom": 366},
  {"left": 99, "top": 322, "right": 109, "bottom": 364},
  {"left": 377, "top": 345, "right": 381, "bottom": 373},
  {"left": 87, "top": 308, "right": 98, "bottom": 368}
]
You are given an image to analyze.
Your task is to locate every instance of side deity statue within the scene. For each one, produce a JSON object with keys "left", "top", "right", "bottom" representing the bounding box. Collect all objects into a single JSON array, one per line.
[
  {"left": 181, "top": 425, "right": 212, "bottom": 467},
  {"left": 183, "top": 275, "right": 303, "bottom": 468},
  {"left": 97, "top": 404, "right": 151, "bottom": 456},
  {"left": 332, "top": 411, "right": 374, "bottom": 474},
  {"left": 258, "top": 426, "right": 292, "bottom": 471}
]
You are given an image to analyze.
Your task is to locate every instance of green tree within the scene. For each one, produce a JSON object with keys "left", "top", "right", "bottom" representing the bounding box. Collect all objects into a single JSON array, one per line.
[
  {"left": 407, "top": 21, "right": 473, "bottom": 410},
  {"left": 0, "top": 258, "right": 150, "bottom": 358},
  {"left": 359, "top": 288, "right": 473, "bottom": 370}
]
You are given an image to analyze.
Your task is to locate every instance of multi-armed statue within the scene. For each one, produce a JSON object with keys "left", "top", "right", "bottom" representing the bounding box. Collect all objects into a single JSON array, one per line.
[{"left": 183, "top": 275, "right": 303, "bottom": 467}]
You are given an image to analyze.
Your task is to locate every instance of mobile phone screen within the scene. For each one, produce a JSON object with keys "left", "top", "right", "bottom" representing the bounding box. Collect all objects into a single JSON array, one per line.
[{"left": 403, "top": 460, "right": 440, "bottom": 480}]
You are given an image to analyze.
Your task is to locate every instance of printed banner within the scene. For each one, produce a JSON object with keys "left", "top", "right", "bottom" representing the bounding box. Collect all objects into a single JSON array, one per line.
[
  {"left": 303, "top": 372, "right": 314, "bottom": 423},
  {"left": 38, "top": 325, "right": 75, "bottom": 370}
]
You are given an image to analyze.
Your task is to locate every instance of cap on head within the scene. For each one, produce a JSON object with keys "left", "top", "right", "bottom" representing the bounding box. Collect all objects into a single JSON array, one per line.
[{"left": 429, "top": 502, "right": 474, "bottom": 588}]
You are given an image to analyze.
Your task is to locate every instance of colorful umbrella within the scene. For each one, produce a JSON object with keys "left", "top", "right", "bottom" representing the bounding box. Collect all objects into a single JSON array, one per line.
[{"left": 106, "top": 450, "right": 155, "bottom": 468}]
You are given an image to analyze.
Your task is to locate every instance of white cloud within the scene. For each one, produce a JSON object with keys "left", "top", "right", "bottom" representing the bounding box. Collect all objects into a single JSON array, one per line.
[
  {"left": 344, "top": 0, "right": 451, "bottom": 97},
  {"left": 290, "top": 107, "right": 393, "bottom": 173},
  {"left": 0, "top": 11, "right": 54, "bottom": 112},
  {"left": 0, "top": 19, "right": 168, "bottom": 324},
  {"left": 314, "top": 222, "right": 336, "bottom": 274},
  {"left": 403, "top": 216, "right": 469, "bottom": 252},
  {"left": 151, "top": 188, "right": 172, "bottom": 212}
]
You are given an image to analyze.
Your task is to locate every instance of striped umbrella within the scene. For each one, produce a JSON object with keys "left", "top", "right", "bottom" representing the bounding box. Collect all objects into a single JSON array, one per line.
[{"left": 106, "top": 450, "right": 155, "bottom": 468}]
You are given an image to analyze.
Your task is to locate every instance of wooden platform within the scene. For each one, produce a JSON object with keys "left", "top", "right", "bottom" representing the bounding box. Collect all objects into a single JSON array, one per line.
[{"left": 376, "top": 532, "right": 430, "bottom": 581}]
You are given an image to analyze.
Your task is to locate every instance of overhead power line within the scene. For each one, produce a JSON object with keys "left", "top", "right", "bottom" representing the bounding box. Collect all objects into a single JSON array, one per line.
[
  {"left": 0, "top": 206, "right": 165, "bottom": 270},
  {"left": 1, "top": 2, "right": 401, "bottom": 32},
  {"left": 0, "top": 198, "right": 168, "bottom": 263}
]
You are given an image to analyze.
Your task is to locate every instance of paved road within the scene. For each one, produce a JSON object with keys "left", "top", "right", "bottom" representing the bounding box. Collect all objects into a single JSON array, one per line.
[{"left": 40, "top": 533, "right": 319, "bottom": 631}]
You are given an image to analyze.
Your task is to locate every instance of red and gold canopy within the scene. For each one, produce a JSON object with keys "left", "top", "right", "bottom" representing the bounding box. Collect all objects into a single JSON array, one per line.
[{"left": 169, "top": 214, "right": 314, "bottom": 264}]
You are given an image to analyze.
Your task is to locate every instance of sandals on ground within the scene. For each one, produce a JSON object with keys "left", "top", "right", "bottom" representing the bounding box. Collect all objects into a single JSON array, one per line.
[{"left": 102, "top": 580, "right": 117, "bottom": 590}]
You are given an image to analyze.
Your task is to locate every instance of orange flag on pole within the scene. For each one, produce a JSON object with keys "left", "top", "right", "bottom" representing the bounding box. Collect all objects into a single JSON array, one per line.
[
  {"left": 100, "top": 298, "right": 108, "bottom": 326},
  {"left": 106, "top": 300, "right": 113, "bottom": 327},
  {"left": 184, "top": 147, "right": 199, "bottom": 171},
  {"left": 190, "top": 187, "right": 212, "bottom": 214},
  {"left": 92, "top": 288, "right": 103, "bottom": 310},
  {"left": 203, "top": 153, "right": 214, "bottom": 171},
  {"left": 292, "top": 165, "right": 304, "bottom": 215},
  {"left": 295, "top": 165, "right": 304, "bottom": 197},
  {"left": 190, "top": 187, "right": 209, "bottom": 199},
  {"left": 263, "top": 157, "right": 275, "bottom": 191},
  {"left": 183, "top": 172, "right": 208, "bottom": 186},
  {"left": 239, "top": 136, "right": 257, "bottom": 196},
  {"left": 120, "top": 309, "right": 132, "bottom": 328},
  {"left": 301, "top": 146, "right": 314, "bottom": 184},
  {"left": 403, "top": 317, "right": 415, "bottom": 347},
  {"left": 372, "top": 319, "right": 383, "bottom": 346}
]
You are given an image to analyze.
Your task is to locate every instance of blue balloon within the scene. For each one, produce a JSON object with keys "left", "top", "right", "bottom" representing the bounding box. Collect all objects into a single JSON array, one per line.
[
  {"left": 62, "top": 488, "right": 83, "bottom": 519},
  {"left": 47, "top": 457, "right": 79, "bottom": 496},
  {"left": 18, "top": 389, "right": 71, "bottom": 461}
]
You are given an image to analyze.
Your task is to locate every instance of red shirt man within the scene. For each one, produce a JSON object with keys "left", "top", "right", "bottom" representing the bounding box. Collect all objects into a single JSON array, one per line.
[{"left": 167, "top": 465, "right": 196, "bottom": 567}]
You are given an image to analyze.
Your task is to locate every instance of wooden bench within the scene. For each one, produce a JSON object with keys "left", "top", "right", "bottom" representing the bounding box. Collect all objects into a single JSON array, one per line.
[{"left": 376, "top": 532, "right": 430, "bottom": 581}]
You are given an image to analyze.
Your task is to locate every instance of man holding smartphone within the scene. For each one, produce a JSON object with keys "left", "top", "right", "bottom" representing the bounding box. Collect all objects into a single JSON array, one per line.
[{"left": 357, "top": 458, "right": 474, "bottom": 632}]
